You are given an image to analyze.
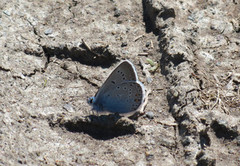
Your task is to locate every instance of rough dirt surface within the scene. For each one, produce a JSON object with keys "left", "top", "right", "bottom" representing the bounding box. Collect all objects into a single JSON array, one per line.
[{"left": 0, "top": 0, "right": 239, "bottom": 165}]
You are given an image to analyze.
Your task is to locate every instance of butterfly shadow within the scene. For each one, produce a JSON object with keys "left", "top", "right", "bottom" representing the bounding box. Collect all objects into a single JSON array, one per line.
[{"left": 62, "top": 114, "right": 136, "bottom": 140}]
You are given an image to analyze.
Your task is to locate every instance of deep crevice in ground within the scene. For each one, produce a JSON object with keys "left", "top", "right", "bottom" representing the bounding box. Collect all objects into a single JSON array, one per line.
[
  {"left": 42, "top": 43, "right": 118, "bottom": 68},
  {"left": 142, "top": 0, "right": 175, "bottom": 35},
  {"left": 211, "top": 120, "right": 238, "bottom": 140}
]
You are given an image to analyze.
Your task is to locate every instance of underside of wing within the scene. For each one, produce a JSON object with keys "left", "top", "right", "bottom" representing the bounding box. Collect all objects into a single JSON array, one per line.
[
  {"left": 94, "top": 60, "right": 139, "bottom": 100},
  {"left": 95, "top": 81, "right": 145, "bottom": 114}
]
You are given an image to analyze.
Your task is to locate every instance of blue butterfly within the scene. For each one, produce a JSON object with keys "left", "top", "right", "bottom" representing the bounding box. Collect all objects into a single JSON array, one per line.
[{"left": 88, "top": 60, "right": 145, "bottom": 114}]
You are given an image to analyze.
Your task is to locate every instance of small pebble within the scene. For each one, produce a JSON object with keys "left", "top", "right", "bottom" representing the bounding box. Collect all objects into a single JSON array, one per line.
[
  {"left": 63, "top": 103, "right": 74, "bottom": 112},
  {"left": 44, "top": 28, "right": 53, "bottom": 35},
  {"left": 228, "top": 149, "right": 234, "bottom": 154},
  {"left": 114, "top": 8, "right": 121, "bottom": 17},
  {"left": 182, "top": 137, "right": 191, "bottom": 146},
  {"left": 146, "top": 111, "right": 154, "bottom": 119},
  {"left": 146, "top": 76, "right": 153, "bottom": 83},
  {"left": 121, "top": 50, "right": 128, "bottom": 54},
  {"left": 121, "top": 42, "right": 127, "bottom": 47},
  {"left": 145, "top": 152, "right": 154, "bottom": 161},
  {"left": 216, "top": 61, "right": 221, "bottom": 66},
  {"left": 3, "top": 10, "right": 10, "bottom": 16},
  {"left": 146, "top": 41, "right": 151, "bottom": 47},
  {"left": 142, "top": 47, "right": 148, "bottom": 52}
]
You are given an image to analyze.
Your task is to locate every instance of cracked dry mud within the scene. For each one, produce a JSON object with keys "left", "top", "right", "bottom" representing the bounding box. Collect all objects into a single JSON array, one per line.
[{"left": 0, "top": 0, "right": 239, "bottom": 165}]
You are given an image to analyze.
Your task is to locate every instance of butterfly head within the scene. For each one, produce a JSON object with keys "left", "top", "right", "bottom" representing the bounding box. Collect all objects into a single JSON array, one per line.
[{"left": 87, "top": 96, "right": 95, "bottom": 105}]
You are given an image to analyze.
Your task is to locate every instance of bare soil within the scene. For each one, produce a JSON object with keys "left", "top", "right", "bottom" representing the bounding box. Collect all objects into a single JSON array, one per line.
[{"left": 0, "top": 0, "right": 239, "bottom": 165}]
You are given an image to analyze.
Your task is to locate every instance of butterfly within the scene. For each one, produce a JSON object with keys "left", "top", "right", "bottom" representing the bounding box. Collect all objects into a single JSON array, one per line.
[{"left": 88, "top": 60, "right": 145, "bottom": 114}]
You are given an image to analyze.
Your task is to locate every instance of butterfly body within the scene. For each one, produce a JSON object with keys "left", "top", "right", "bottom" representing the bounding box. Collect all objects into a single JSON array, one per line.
[{"left": 88, "top": 60, "right": 145, "bottom": 114}]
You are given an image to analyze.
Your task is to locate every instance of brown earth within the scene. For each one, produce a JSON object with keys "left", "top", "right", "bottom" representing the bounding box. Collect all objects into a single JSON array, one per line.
[{"left": 0, "top": 0, "right": 239, "bottom": 165}]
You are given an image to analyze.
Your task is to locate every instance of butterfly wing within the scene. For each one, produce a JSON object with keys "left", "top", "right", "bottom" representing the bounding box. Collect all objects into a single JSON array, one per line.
[
  {"left": 94, "top": 81, "right": 145, "bottom": 113},
  {"left": 94, "top": 60, "right": 138, "bottom": 101}
]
